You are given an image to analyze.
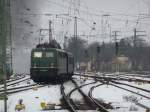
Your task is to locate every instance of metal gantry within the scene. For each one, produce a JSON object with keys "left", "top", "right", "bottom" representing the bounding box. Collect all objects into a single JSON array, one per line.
[
  {"left": 0, "top": 0, "right": 12, "bottom": 111},
  {"left": 0, "top": 0, "right": 12, "bottom": 79},
  {"left": 0, "top": 0, "right": 12, "bottom": 74}
]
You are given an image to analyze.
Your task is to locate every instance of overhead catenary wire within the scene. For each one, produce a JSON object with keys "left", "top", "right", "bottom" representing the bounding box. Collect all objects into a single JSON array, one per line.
[
  {"left": 60, "top": 0, "right": 150, "bottom": 18},
  {"left": 14, "top": 0, "right": 150, "bottom": 21},
  {"left": 10, "top": 1, "right": 150, "bottom": 39},
  {"left": 12, "top": 0, "right": 150, "bottom": 45}
]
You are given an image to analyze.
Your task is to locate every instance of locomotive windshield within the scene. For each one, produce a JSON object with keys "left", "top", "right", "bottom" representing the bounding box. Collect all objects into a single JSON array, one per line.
[
  {"left": 34, "top": 52, "right": 42, "bottom": 58},
  {"left": 33, "top": 51, "right": 54, "bottom": 58},
  {"left": 45, "top": 52, "right": 54, "bottom": 58}
]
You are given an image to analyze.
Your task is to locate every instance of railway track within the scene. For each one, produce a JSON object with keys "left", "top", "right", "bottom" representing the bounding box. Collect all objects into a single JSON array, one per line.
[
  {"left": 0, "top": 76, "right": 30, "bottom": 90},
  {"left": 0, "top": 83, "right": 37, "bottom": 94},
  {"left": 109, "top": 83, "right": 150, "bottom": 100},
  {"left": 109, "top": 82, "right": 150, "bottom": 110},
  {"left": 69, "top": 80, "right": 97, "bottom": 110},
  {"left": 130, "top": 71, "right": 150, "bottom": 76},
  {"left": 0, "top": 74, "right": 47, "bottom": 95},
  {"left": 74, "top": 73, "right": 150, "bottom": 84},
  {"left": 104, "top": 73, "right": 150, "bottom": 82},
  {"left": 0, "top": 83, "right": 46, "bottom": 95},
  {"left": 95, "top": 79, "right": 150, "bottom": 110},
  {"left": 88, "top": 84, "right": 113, "bottom": 111},
  {"left": 75, "top": 73, "right": 150, "bottom": 111},
  {"left": 61, "top": 78, "right": 109, "bottom": 112},
  {"left": 92, "top": 77, "right": 150, "bottom": 100},
  {"left": 6, "top": 74, "right": 26, "bottom": 83},
  {"left": 111, "top": 80, "right": 150, "bottom": 93},
  {"left": 61, "top": 84, "right": 77, "bottom": 112}
]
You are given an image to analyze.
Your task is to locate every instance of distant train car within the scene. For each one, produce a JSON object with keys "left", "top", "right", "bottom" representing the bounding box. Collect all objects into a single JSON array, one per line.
[{"left": 30, "top": 48, "right": 74, "bottom": 83}]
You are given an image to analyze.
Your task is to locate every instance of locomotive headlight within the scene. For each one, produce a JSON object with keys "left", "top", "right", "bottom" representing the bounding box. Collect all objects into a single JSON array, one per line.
[
  {"left": 50, "top": 63, "right": 54, "bottom": 67},
  {"left": 34, "top": 63, "right": 37, "bottom": 68}
]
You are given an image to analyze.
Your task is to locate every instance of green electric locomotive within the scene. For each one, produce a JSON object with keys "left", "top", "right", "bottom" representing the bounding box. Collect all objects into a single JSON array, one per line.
[{"left": 30, "top": 46, "right": 74, "bottom": 83}]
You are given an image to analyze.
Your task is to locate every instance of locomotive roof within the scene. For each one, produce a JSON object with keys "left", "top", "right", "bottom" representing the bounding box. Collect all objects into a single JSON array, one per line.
[
  {"left": 36, "top": 41, "right": 61, "bottom": 49},
  {"left": 32, "top": 48, "right": 73, "bottom": 56},
  {"left": 32, "top": 48, "right": 71, "bottom": 54},
  {"left": 32, "top": 48, "right": 64, "bottom": 52}
]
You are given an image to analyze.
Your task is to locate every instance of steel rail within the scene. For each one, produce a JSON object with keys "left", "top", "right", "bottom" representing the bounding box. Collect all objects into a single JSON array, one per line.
[
  {"left": 69, "top": 79, "right": 97, "bottom": 109},
  {"left": 71, "top": 79, "right": 109, "bottom": 112},
  {"left": 0, "top": 77, "right": 30, "bottom": 89},
  {"left": 111, "top": 80, "right": 150, "bottom": 93},
  {"left": 60, "top": 84, "right": 77, "bottom": 112},
  {"left": 0, "top": 83, "right": 37, "bottom": 93}
]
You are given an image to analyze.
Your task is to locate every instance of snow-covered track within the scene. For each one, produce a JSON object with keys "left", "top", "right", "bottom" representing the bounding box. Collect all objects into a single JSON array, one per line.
[
  {"left": 74, "top": 73, "right": 150, "bottom": 84},
  {"left": 0, "top": 77, "right": 30, "bottom": 89},
  {"left": 111, "top": 80, "right": 150, "bottom": 93},
  {"left": 69, "top": 79, "right": 97, "bottom": 110},
  {"left": 88, "top": 84, "right": 112, "bottom": 111},
  {"left": 0, "top": 84, "right": 46, "bottom": 95},
  {"left": 71, "top": 79, "right": 109, "bottom": 112},
  {"left": 0, "top": 83, "right": 37, "bottom": 93},
  {"left": 61, "top": 79, "right": 97, "bottom": 112},
  {"left": 61, "top": 77, "right": 109, "bottom": 112},
  {"left": 109, "top": 83, "right": 150, "bottom": 100},
  {"left": 60, "top": 84, "right": 77, "bottom": 112},
  {"left": 6, "top": 74, "right": 26, "bottom": 83}
]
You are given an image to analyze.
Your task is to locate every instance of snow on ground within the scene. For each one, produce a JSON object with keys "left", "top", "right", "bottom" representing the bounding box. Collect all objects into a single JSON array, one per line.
[
  {"left": 63, "top": 79, "right": 83, "bottom": 102},
  {"left": 0, "top": 85, "right": 62, "bottom": 112},
  {"left": 0, "top": 76, "right": 30, "bottom": 88},
  {"left": 0, "top": 74, "right": 150, "bottom": 112},
  {"left": 91, "top": 85, "right": 145, "bottom": 112},
  {"left": 116, "top": 81, "right": 150, "bottom": 108},
  {"left": 0, "top": 77, "right": 34, "bottom": 91}
]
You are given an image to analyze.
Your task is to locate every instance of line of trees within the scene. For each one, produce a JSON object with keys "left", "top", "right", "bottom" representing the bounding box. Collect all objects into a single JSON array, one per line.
[{"left": 66, "top": 36, "right": 150, "bottom": 71}]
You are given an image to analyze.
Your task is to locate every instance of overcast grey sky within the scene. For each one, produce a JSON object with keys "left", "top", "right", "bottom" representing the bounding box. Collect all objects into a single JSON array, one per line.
[
  {"left": 11, "top": 0, "right": 150, "bottom": 73},
  {"left": 12, "top": 0, "right": 150, "bottom": 45}
]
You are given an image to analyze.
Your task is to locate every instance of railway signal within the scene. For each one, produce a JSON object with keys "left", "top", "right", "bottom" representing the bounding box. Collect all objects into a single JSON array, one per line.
[
  {"left": 115, "top": 42, "right": 119, "bottom": 56},
  {"left": 112, "top": 31, "right": 120, "bottom": 56},
  {"left": 97, "top": 46, "right": 101, "bottom": 54}
]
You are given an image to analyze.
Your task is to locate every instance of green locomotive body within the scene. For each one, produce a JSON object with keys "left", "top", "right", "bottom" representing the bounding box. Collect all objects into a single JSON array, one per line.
[{"left": 30, "top": 48, "right": 74, "bottom": 83}]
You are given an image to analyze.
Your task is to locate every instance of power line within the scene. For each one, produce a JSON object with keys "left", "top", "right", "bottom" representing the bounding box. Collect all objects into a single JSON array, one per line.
[
  {"left": 33, "top": 0, "right": 150, "bottom": 19},
  {"left": 61, "top": 0, "right": 149, "bottom": 18}
]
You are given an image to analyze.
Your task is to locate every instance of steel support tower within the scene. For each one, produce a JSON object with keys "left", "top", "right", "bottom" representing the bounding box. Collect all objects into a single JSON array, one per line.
[
  {"left": 0, "top": 0, "right": 12, "bottom": 111},
  {"left": 0, "top": 0, "right": 12, "bottom": 80}
]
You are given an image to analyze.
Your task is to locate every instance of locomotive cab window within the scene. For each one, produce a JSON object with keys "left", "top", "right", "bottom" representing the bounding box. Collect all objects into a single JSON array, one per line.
[
  {"left": 34, "top": 52, "right": 42, "bottom": 58},
  {"left": 45, "top": 52, "right": 54, "bottom": 57}
]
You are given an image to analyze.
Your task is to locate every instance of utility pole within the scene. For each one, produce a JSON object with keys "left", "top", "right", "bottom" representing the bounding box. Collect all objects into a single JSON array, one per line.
[
  {"left": 112, "top": 31, "right": 120, "bottom": 56},
  {"left": 63, "top": 36, "right": 68, "bottom": 50},
  {"left": 4, "top": 68, "right": 7, "bottom": 112},
  {"left": 0, "top": 0, "right": 11, "bottom": 111},
  {"left": 96, "top": 45, "right": 101, "bottom": 72},
  {"left": 49, "top": 20, "right": 52, "bottom": 43},
  {"left": 39, "top": 20, "right": 53, "bottom": 44},
  {"left": 74, "top": 16, "right": 78, "bottom": 64},
  {"left": 8, "top": 0, "right": 12, "bottom": 76},
  {"left": 101, "top": 14, "right": 110, "bottom": 41},
  {"left": 133, "top": 28, "right": 146, "bottom": 47},
  {"left": 133, "top": 28, "right": 136, "bottom": 47},
  {"left": 112, "top": 31, "right": 120, "bottom": 73},
  {"left": 133, "top": 28, "right": 146, "bottom": 70},
  {"left": 74, "top": 17, "right": 77, "bottom": 40}
]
